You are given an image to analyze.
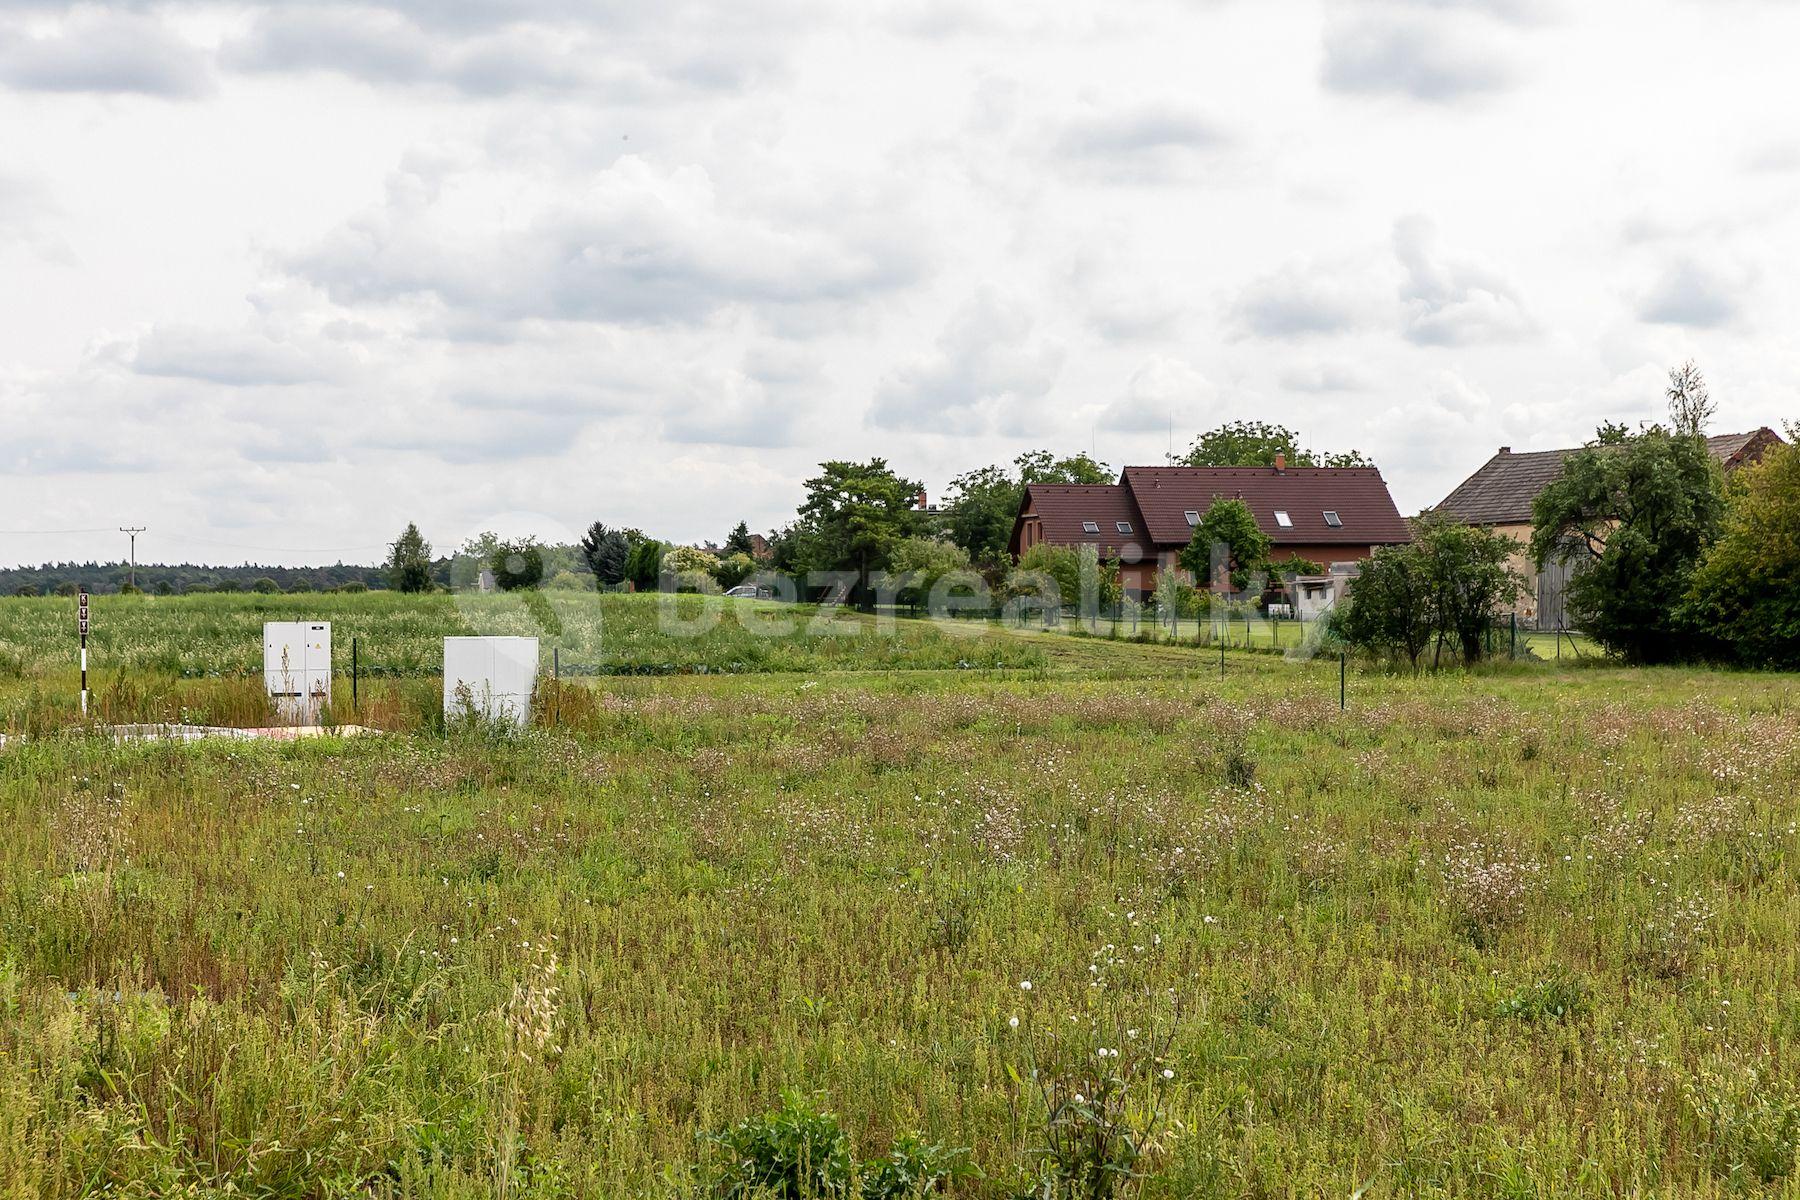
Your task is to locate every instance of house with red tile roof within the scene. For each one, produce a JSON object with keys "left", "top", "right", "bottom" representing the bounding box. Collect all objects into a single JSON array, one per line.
[{"left": 1009, "top": 457, "right": 1413, "bottom": 597}]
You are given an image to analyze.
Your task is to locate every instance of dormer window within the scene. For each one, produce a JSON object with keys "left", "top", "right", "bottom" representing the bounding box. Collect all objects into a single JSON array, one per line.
[
  {"left": 1323, "top": 510, "right": 1343, "bottom": 528},
  {"left": 1274, "top": 510, "right": 1293, "bottom": 528},
  {"left": 1081, "top": 521, "right": 1100, "bottom": 534}
]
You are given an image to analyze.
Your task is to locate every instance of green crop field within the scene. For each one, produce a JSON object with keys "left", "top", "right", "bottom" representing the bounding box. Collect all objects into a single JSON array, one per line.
[{"left": 1, "top": 594, "right": 1797, "bottom": 1197}]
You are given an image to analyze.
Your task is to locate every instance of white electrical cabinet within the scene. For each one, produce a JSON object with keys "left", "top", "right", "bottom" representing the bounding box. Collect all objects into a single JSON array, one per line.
[
  {"left": 264, "top": 621, "right": 331, "bottom": 724},
  {"left": 443, "top": 636, "right": 539, "bottom": 728}
]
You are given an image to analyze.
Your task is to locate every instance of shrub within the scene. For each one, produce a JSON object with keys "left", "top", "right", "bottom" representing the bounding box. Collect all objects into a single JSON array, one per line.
[
  {"left": 709, "top": 1092, "right": 855, "bottom": 1198},
  {"left": 662, "top": 546, "right": 722, "bottom": 593},
  {"left": 708, "top": 1095, "right": 968, "bottom": 1200},
  {"left": 1491, "top": 972, "right": 1588, "bottom": 1022},
  {"left": 250, "top": 577, "right": 281, "bottom": 594},
  {"left": 886, "top": 537, "right": 973, "bottom": 606},
  {"left": 717, "top": 552, "right": 758, "bottom": 590},
  {"left": 860, "top": 1136, "right": 971, "bottom": 1199}
]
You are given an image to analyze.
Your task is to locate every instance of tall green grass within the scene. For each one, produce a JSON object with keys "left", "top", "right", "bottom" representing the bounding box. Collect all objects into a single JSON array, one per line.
[
  {"left": 0, "top": 591, "right": 1044, "bottom": 682},
  {"left": 1, "top": 658, "right": 1798, "bottom": 1195}
]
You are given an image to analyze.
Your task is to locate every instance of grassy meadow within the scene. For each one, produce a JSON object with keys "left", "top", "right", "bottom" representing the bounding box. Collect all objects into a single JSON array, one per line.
[{"left": 0, "top": 593, "right": 1797, "bottom": 1196}]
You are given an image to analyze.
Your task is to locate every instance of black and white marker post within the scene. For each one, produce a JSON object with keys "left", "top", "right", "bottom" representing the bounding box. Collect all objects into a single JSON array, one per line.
[{"left": 77, "top": 590, "right": 90, "bottom": 717}]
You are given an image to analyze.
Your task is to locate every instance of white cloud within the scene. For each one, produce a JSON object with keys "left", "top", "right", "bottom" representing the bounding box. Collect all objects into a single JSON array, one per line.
[
  {"left": 128, "top": 325, "right": 357, "bottom": 386},
  {"left": 870, "top": 290, "right": 1064, "bottom": 434},
  {"left": 1322, "top": 6, "right": 1519, "bottom": 102},
  {"left": 1636, "top": 258, "right": 1750, "bottom": 329},
  {"left": 1095, "top": 356, "right": 1212, "bottom": 434},
  {"left": 0, "top": 12, "right": 214, "bottom": 98},
  {"left": 1230, "top": 258, "right": 1379, "bottom": 339},
  {"left": 1393, "top": 215, "right": 1535, "bottom": 345},
  {"left": 1052, "top": 100, "right": 1228, "bottom": 181},
  {"left": 290, "top": 156, "right": 921, "bottom": 329}
]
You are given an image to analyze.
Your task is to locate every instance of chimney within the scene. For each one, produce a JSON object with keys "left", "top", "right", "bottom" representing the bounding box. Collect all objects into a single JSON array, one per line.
[
  {"left": 1498, "top": 446, "right": 1512, "bottom": 455},
  {"left": 1274, "top": 452, "right": 1286, "bottom": 472},
  {"left": 915, "top": 490, "right": 928, "bottom": 510}
]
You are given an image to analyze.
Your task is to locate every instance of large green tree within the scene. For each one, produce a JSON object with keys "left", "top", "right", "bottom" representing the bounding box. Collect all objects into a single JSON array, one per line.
[
  {"left": 1013, "top": 449, "right": 1113, "bottom": 484},
  {"left": 1416, "top": 514, "right": 1524, "bottom": 665},
  {"left": 723, "top": 521, "right": 756, "bottom": 556},
  {"left": 490, "top": 537, "right": 545, "bottom": 592},
  {"left": 1179, "top": 498, "right": 1272, "bottom": 590},
  {"left": 1178, "top": 420, "right": 1372, "bottom": 468},
  {"left": 579, "top": 522, "right": 633, "bottom": 588},
  {"left": 386, "top": 522, "right": 433, "bottom": 593},
  {"left": 944, "top": 464, "right": 1017, "bottom": 568},
  {"left": 1336, "top": 544, "right": 1436, "bottom": 671},
  {"left": 1684, "top": 436, "right": 1800, "bottom": 667},
  {"left": 624, "top": 538, "right": 666, "bottom": 591},
  {"left": 791, "top": 458, "right": 923, "bottom": 601},
  {"left": 1531, "top": 425, "right": 1724, "bottom": 663},
  {"left": 944, "top": 450, "right": 1115, "bottom": 568}
]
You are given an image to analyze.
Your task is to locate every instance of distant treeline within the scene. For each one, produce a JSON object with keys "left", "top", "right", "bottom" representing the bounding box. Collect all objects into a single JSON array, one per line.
[{"left": 1, "top": 560, "right": 403, "bottom": 596}]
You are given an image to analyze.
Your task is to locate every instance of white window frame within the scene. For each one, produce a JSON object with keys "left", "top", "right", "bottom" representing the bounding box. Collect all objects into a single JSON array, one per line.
[
  {"left": 1274, "top": 510, "right": 1293, "bottom": 528},
  {"left": 1323, "top": 510, "right": 1342, "bottom": 528},
  {"left": 1183, "top": 510, "right": 1201, "bottom": 526},
  {"left": 1115, "top": 521, "right": 1132, "bottom": 534},
  {"left": 1081, "top": 520, "right": 1101, "bottom": 534}
]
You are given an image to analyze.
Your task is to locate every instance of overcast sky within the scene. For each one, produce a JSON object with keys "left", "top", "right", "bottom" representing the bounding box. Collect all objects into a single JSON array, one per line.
[{"left": 3, "top": 0, "right": 1797, "bottom": 567}]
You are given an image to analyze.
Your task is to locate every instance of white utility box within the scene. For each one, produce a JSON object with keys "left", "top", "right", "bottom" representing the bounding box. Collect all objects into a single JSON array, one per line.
[
  {"left": 443, "top": 636, "right": 539, "bottom": 728},
  {"left": 264, "top": 621, "right": 331, "bottom": 724}
]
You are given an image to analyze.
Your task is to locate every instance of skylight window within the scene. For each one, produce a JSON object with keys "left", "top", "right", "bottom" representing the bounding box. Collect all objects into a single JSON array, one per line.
[
  {"left": 1183, "top": 510, "right": 1200, "bottom": 526},
  {"left": 1274, "top": 510, "right": 1293, "bottom": 528},
  {"left": 1081, "top": 521, "right": 1100, "bottom": 534},
  {"left": 1323, "top": 510, "right": 1343, "bottom": 528},
  {"left": 1115, "top": 521, "right": 1132, "bottom": 534}
]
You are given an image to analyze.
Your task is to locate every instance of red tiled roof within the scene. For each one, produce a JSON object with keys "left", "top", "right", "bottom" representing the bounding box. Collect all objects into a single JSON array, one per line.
[
  {"left": 1119, "top": 465, "right": 1413, "bottom": 548},
  {"left": 1012, "top": 484, "right": 1149, "bottom": 558}
]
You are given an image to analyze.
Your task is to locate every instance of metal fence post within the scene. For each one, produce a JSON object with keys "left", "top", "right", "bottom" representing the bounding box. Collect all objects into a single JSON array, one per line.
[
  {"left": 1510, "top": 612, "right": 1517, "bottom": 659},
  {"left": 1340, "top": 651, "right": 1347, "bottom": 710}
]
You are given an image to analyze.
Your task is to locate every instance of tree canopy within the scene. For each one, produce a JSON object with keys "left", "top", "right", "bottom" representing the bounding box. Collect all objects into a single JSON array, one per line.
[
  {"left": 579, "top": 522, "right": 632, "bottom": 588},
  {"left": 1336, "top": 516, "right": 1522, "bottom": 669},
  {"left": 723, "top": 521, "right": 756, "bottom": 556},
  {"left": 1530, "top": 425, "right": 1723, "bottom": 663},
  {"left": 1178, "top": 420, "right": 1372, "bottom": 469},
  {"left": 943, "top": 450, "right": 1114, "bottom": 568},
  {"left": 790, "top": 458, "right": 924, "bottom": 599},
  {"left": 1684, "top": 439, "right": 1800, "bottom": 667},
  {"left": 1178, "top": 498, "right": 1271, "bottom": 590},
  {"left": 387, "top": 523, "right": 434, "bottom": 593}
]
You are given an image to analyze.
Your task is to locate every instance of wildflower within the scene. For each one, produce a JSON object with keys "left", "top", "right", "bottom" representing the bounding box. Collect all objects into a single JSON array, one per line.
[
  {"left": 1019, "top": 980, "right": 1033, "bottom": 991},
  {"left": 1162, "top": 1068, "right": 1175, "bottom": 1079},
  {"left": 1008, "top": 1016, "right": 1019, "bottom": 1028}
]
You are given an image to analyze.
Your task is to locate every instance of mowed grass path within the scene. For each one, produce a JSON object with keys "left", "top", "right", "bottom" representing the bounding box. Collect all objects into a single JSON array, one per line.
[{"left": 1, "top": 638, "right": 1798, "bottom": 1196}]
